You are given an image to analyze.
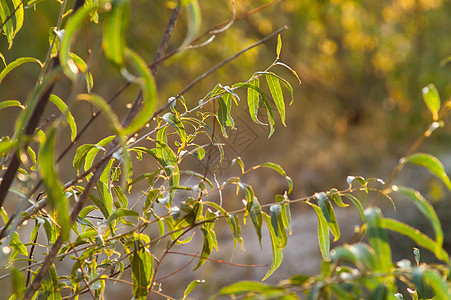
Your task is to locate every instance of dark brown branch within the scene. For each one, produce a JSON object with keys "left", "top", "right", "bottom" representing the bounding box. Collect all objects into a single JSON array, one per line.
[{"left": 0, "top": 57, "right": 60, "bottom": 209}]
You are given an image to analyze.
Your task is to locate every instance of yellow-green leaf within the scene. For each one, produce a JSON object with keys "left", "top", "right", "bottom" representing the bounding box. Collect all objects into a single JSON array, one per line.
[
  {"left": 405, "top": 153, "right": 451, "bottom": 190},
  {"left": 49, "top": 94, "right": 77, "bottom": 141},
  {"left": 0, "top": 100, "right": 24, "bottom": 110},
  {"left": 266, "top": 74, "right": 286, "bottom": 126},
  {"left": 103, "top": 0, "right": 130, "bottom": 67},
  {"left": 0, "top": 57, "right": 42, "bottom": 84},
  {"left": 422, "top": 84, "right": 440, "bottom": 121},
  {"left": 308, "top": 202, "right": 330, "bottom": 260}
]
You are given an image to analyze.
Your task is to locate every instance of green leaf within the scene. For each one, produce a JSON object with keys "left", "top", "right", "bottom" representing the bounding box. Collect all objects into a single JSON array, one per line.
[
  {"left": 316, "top": 192, "right": 340, "bottom": 241},
  {"left": 364, "top": 207, "right": 392, "bottom": 272},
  {"left": 49, "top": 94, "right": 77, "bottom": 141},
  {"left": 102, "top": 0, "right": 130, "bottom": 67},
  {"left": 342, "top": 193, "right": 365, "bottom": 223},
  {"left": 10, "top": 232, "right": 28, "bottom": 256},
  {"left": 269, "top": 204, "right": 287, "bottom": 248},
  {"left": 10, "top": 268, "right": 25, "bottom": 298},
  {"left": 73, "top": 144, "right": 96, "bottom": 171},
  {"left": 276, "top": 34, "right": 282, "bottom": 59},
  {"left": 183, "top": 280, "right": 204, "bottom": 300},
  {"left": 0, "top": 57, "right": 42, "bottom": 84},
  {"left": 308, "top": 202, "right": 330, "bottom": 259},
  {"left": 38, "top": 128, "right": 71, "bottom": 240},
  {"left": 0, "top": 100, "right": 24, "bottom": 110},
  {"left": 107, "top": 208, "right": 139, "bottom": 225},
  {"left": 219, "top": 281, "right": 277, "bottom": 295},
  {"left": 12, "top": 0, "right": 23, "bottom": 36},
  {"left": 217, "top": 96, "right": 230, "bottom": 137},
  {"left": 84, "top": 135, "right": 115, "bottom": 173},
  {"left": 178, "top": 0, "right": 201, "bottom": 54},
  {"left": 120, "top": 48, "right": 157, "bottom": 136},
  {"left": 275, "top": 194, "right": 292, "bottom": 234},
  {"left": 396, "top": 186, "right": 444, "bottom": 248},
  {"left": 266, "top": 74, "right": 286, "bottom": 126},
  {"left": 162, "top": 112, "right": 186, "bottom": 142},
  {"left": 262, "top": 213, "right": 283, "bottom": 281},
  {"left": 193, "top": 227, "right": 218, "bottom": 270},
  {"left": 247, "top": 78, "right": 265, "bottom": 125},
  {"left": 130, "top": 237, "right": 153, "bottom": 299},
  {"left": 77, "top": 94, "right": 121, "bottom": 133},
  {"left": 0, "top": 0, "right": 13, "bottom": 48},
  {"left": 422, "top": 84, "right": 440, "bottom": 121},
  {"left": 405, "top": 153, "right": 451, "bottom": 190},
  {"left": 329, "top": 188, "right": 348, "bottom": 207},
  {"left": 60, "top": 2, "right": 101, "bottom": 79},
  {"left": 236, "top": 82, "right": 275, "bottom": 137},
  {"left": 249, "top": 197, "right": 263, "bottom": 246},
  {"left": 382, "top": 218, "right": 448, "bottom": 263},
  {"left": 423, "top": 269, "right": 451, "bottom": 299}
]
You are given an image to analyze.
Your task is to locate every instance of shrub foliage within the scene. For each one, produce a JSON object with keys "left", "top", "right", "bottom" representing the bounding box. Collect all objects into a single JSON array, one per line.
[{"left": 0, "top": 0, "right": 450, "bottom": 299}]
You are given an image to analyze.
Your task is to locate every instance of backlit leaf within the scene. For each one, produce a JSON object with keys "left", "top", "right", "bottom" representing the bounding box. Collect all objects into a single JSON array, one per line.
[
  {"left": 0, "top": 100, "right": 24, "bottom": 110},
  {"left": 308, "top": 202, "right": 330, "bottom": 259},
  {"left": 262, "top": 213, "right": 283, "bottom": 280},
  {"left": 103, "top": 0, "right": 130, "bottom": 67},
  {"left": 405, "top": 153, "right": 451, "bottom": 191},
  {"left": 396, "top": 186, "right": 444, "bottom": 247},
  {"left": 49, "top": 94, "right": 77, "bottom": 141},
  {"left": 422, "top": 84, "right": 440, "bottom": 121},
  {"left": 364, "top": 207, "right": 392, "bottom": 272},
  {"left": 316, "top": 192, "right": 340, "bottom": 241},
  {"left": 266, "top": 74, "right": 286, "bottom": 126},
  {"left": 0, "top": 57, "right": 42, "bottom": 84}
]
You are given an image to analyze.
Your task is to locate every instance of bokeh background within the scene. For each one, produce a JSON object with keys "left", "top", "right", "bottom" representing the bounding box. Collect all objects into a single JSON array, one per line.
[{"left": 1, "top": 0, "right": 451, "bottom": 298}]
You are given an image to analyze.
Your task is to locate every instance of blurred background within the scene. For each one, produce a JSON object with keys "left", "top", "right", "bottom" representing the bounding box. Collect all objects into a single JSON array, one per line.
[{"left": 1, "top": 0, "right": 451, "bottom": 298}]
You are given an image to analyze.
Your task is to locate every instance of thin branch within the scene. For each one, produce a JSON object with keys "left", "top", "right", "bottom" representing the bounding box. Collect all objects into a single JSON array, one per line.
[{"left": 167, "top": 251, "right": 267, "bottom": 268}]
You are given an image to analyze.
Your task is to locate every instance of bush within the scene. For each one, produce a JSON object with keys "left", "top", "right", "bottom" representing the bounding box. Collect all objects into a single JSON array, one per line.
[{"left": 0, "top": 1, "right": 450, "bottom": 299}]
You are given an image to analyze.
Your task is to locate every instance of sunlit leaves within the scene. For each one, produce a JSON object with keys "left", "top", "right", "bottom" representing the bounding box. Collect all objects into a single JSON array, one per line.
[
  {"left": 103, "top": 0, "right": 130, "bottom": 67},
  {"left": 0, "top": 0, "right": 24, "bottom": 48},
  {"left": 0, "top": 100, "right": 24, "bottom": 110},
  {"left": 0, "top": 57, "right": 42, "bottom": 84},
  {"left": 364, "top": 208, "right": 392, "bottom": 272},
  {"left": 49, "top": 94, "right": 77, "bottom": 141},
  {"left": 262, "top": 213, "right": 283, "bottom": 281},
  {"left": 129, "top": 235, "right": 154, "bottom": 299},
  {"left": 38, "top": 128, "right": 71, "bottom": 240},
  {"left": 121, "top": 48, "right": 157, "bottom": 136},
  {"left": 422, "top": 84, "right": 440, "bottom": 121},
  {"left": 308, "top": 202, "right": 330, "bottom": 260},
  {"left": 315, "top": 192, "right": 340, "bottom": 241},
  {"left": 404, "top": 153, "right": 451, "bottom": 190},
  {"left": 266, "top": 74, "right": 286, "bottom": 126},
  {"left": 395, "top": 186, "right": 444, "bottom": 248},
  {"left": 60, "top": 2, "right": 102, "bottom": 80}
]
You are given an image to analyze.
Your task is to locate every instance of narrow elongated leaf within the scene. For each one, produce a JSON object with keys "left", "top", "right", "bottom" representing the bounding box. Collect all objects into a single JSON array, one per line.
[
  {"left": 0, "top": 100, "right": 24, "bottom": 110},
  {"left": 308, "top": 202, "right": 330, "bottom": 259},
  {"left": 77, "top": 94, "right": 121, "bottom": 133},
  {"left": 276, "top": 34, "right": 282, "bottom": 59},
  {"left": 12, "top": 0, "right": 23, "bottom": 36},
  {"left": 316, "top": 192, "right": 340, "bottom": 241},
  {"left": 405, "top": 153, "right": 451, "bottom": 190},
  {"left": 217, "top": 96, "right": 229, "bottom": 137},
  {"left": 262, "top": 213, "right": 283, "bottom": 280},
  {"left": 60, "top": 2, "right": 101, "bottom": 79},
  {"left": 396, "top": 186, "right": 444, "bottom": 247},
  {"left": 84, "top": 135, "right": 115, "bottom": 172},
  {"left": 249, "top": 198, "right": 263, "bottom": 246},
  {"left": 162, "top": 112, "right": 186, "bottom": 142},
  {"left": 219, "top": 281, "right": 277, "bottom": 295},
  {"left": 269, "top": 204, "right": 287, "bottom": 248},
  {"left": 121, "top": 48, "right": 157, "bottom": 136},
  {"left": 49, "top": 94, "right": 77, "bottom": 141},
  {"left": 10, "top": 232, "right": 28, "bottom": 256},
  {"left": 183, "top": 280, "right": 204, "bottom": 300},
  {"left": 102, "top": 0, "right": 130, "bottom": 67},
  {"left": 364, "top": 207, "right": 392, "bottom": 272},
  {"left": 423, "top": 269, "right": 451, "bottom": 299},
  {"left": 422, "top": 84, "right": 440, "bottom": 121},
  {"left": 329, "top": 188, "right": 348, "bottom": 207},
  {"left": 193, "top": 227, "right": 218, "bottom": 270},
  {"left": 275, "top": 194, "right": 291, "bottom": 234},
  {"left": 107, "top": 208, "right": 139, "bottom": 225},
  {"left": 178, "top": 0, "right": 201, "bottom": 52},
  {"left": 130, "top": 238, "right": 153, "bottom": 298},
  {"left": 73, "top": 144, "right": 96, "bottom": 171},
  {"left": 266, "top": 74, "right": 286, "bottom": 126},
  {"left": 0, "top": 57, "right": 42, "bottom": 84},
  {"left": 0, "top": 0, "right": 13, "bottom": 47},
  {"left": 38, "top": 129, "right": 70, "bottom": 240},
  {"left": 342, "top": 193, "right": 365, "bottom": 222},
  {"left": 247, "top": 78, "right": 265, "bottom": 125},
  {"left": 383, "top": 218, "right": 448, "bottom": 263}
]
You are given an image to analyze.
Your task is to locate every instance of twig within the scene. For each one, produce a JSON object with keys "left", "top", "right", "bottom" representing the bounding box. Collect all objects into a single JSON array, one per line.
[{"left": 167, "top": 251, "right": 267, "bottom": 268}]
